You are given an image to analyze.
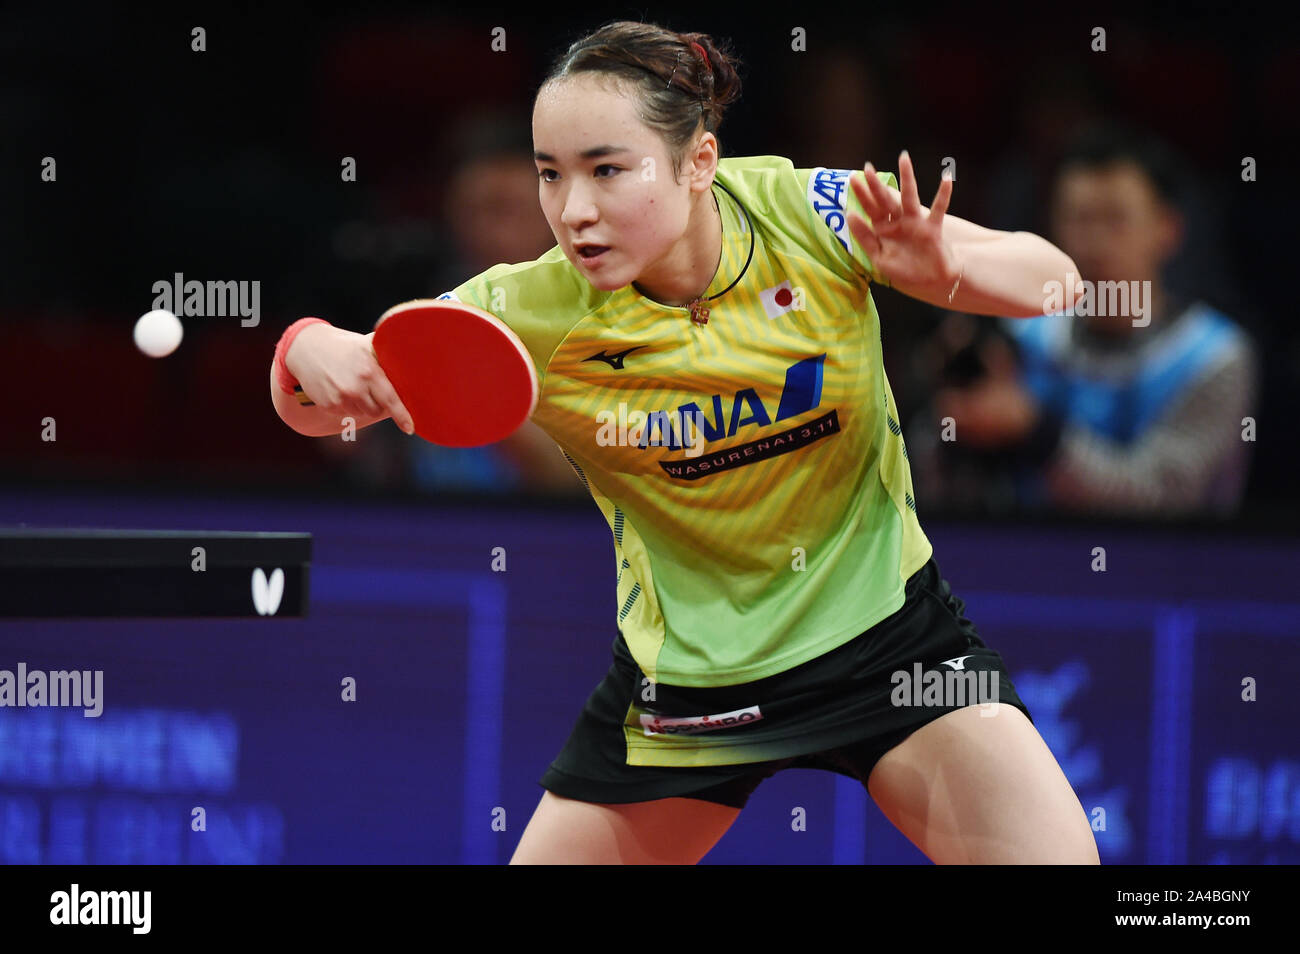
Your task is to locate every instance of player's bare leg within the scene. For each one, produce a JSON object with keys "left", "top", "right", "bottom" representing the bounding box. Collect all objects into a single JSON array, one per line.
[
  {"left": 866, "top": 703, "right": 1100, "bottom": 864},
  {"left": 509, "top": 791, "right": 740, "bottom": 864}
]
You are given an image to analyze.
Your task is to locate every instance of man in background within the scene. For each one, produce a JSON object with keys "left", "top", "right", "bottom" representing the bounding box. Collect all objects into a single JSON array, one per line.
[
  {"left": 406, "top": 115, "right": 583, "bottom": 497},
  {"left": 324, "top": 114, "right": 585, "bottom": 498},
  {"left": 906, "top": 125, "right": 1258, "bottom": 516}
]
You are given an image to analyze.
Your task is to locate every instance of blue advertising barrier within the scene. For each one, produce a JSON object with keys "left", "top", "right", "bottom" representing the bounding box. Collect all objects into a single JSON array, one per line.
[{"left": 1, "top": 487, "right": 1296, "bottom": 864}]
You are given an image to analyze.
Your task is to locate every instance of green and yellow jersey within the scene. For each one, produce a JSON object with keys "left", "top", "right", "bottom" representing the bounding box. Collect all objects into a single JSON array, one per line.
[{"left": 441, "top": 155, "right": 932, "bottom": 694}]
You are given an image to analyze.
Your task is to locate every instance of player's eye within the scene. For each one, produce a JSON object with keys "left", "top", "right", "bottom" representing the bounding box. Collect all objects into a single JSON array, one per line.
[
  {"left": 537, "top": 168, "right": 558, "bottom": 182},
  {"left": 595, "top": 164, "right": 620, "bottom": 178}
]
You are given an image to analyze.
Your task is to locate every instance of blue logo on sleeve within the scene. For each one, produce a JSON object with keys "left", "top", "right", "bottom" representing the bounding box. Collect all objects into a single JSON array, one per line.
[{"left": 806, "top": 167, "right": 853, "bottom": 252}]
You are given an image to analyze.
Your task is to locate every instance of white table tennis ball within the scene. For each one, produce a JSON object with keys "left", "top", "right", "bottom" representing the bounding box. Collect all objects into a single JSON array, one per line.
[{"left": 134, "top": 309, "right": 184, "bottom": 357}]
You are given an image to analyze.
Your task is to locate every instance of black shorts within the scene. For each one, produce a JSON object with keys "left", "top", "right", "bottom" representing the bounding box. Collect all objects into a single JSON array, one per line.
[{"left": 539, "top": 555, "right": 1034, "bottom": 809}]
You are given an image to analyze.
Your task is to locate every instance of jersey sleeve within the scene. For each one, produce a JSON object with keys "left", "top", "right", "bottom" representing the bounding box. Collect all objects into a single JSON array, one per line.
[
  {"left": 793, "top": 166, "right": 899, "bottom": 288},
  {"left": 435, "top": 271, "right": 490, "bottom": 310}
]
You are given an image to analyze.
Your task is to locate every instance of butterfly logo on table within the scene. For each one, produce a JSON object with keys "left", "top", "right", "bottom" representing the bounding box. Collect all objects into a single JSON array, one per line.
[{"left": 251, "top": 567, "right": 284, "bottom": 616}]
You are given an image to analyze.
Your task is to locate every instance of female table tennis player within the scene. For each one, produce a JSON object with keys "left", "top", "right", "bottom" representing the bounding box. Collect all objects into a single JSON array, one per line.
[{"left": 272, "top": 20, "right": 1100, "bottom": 865}]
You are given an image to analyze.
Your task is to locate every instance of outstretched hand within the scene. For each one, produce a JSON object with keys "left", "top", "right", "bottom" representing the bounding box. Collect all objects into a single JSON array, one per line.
[{"left": 847, "top": 150, "right": 961, "bottom": 295}]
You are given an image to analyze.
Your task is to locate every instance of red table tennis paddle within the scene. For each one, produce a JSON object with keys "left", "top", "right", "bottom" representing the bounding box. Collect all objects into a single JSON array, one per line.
[
  {"left": 292, "top": 298, "right": 538, "bottom": 445},
  {"left": 367, "top": 298, "right": 539, "bottom": 447}
]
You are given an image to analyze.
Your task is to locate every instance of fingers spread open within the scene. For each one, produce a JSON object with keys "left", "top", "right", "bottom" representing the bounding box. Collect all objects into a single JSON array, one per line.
[
  {"left": 929, "top": 174, "right": 954, "bottom": 224},
  {"left": 851, "top": 168, "right": 884, "bottom": 221},
  {"left": 847, "top": 210, "right": 882, "bottom": 257},
  {"left": 863, "top": 162, "right": 902, "bottom": 218},
  {"left": 898, "top": 150, "right": 922, "bottom": 217}
]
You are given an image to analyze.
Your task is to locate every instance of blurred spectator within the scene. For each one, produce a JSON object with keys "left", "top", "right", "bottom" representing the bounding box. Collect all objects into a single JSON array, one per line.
[
  {"left": 906, "top": 125, "right": 1258, "bottom": 517},
  {"left": 326, "top": 113, "right": 584, "bottom": 497},
  {"left": 413, "top": 114, "right": 584, "bottom": 497},
  {"left": 981, "top": 48, "right": 1236, "bottom": 331}
]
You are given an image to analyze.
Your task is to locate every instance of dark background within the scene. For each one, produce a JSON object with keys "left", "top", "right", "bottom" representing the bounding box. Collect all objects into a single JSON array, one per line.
[{"left": 0, "top": 1, "right": 1294, "bottom": 511}]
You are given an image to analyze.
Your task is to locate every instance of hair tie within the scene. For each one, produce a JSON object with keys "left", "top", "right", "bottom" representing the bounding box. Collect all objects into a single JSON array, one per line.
[{"left": 690, "top": 41, "right": 711, "bottom": 74}]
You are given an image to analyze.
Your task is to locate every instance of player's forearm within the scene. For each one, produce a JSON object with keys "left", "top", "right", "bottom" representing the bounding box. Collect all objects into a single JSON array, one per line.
[
  {"left": 269, "top": 361, "right": 385, "bottom": 437},
  {"left": 949, "top": 231, "right": 1079, "bottom": 319}
]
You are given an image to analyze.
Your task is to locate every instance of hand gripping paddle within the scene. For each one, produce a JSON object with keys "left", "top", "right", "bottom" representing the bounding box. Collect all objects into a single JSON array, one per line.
[{"left": 372, "top": 298, "right": 539, "bottom": 447}]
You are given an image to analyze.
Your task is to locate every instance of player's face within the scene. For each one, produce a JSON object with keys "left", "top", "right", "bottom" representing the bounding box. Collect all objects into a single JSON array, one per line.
[{"left": 532, "top": 75, "right": 699, "bottom": 293}]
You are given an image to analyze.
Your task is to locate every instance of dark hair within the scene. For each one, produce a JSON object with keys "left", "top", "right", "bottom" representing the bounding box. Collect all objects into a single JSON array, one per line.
[
  {"left": 1054, "top": 123, "right": 1187, "bottom": 208},
  {"left": 537, "top": 20, "right": 743, "bottom": 182}
]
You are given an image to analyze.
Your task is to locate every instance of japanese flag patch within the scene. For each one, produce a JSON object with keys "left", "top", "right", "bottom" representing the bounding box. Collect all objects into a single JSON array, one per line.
[{"left": 760, "top": 280, "right": 798, "bottom": 319}]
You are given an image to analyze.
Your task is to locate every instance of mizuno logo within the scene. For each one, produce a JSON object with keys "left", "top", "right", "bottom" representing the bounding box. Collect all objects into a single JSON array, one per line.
[{"left": 583, "top": 346, "right": 645, "bottom": 370}]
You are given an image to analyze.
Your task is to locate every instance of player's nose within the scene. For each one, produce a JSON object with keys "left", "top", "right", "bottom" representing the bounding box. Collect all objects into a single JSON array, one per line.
[{"left": 560, "top": 187, "right": 598, "bottom": 230}]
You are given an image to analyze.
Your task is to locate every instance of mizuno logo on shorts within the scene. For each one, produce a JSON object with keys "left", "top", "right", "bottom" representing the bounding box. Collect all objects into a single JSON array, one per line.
[{"left": 639, "top": 705, "right": 763, "bottom": 736}]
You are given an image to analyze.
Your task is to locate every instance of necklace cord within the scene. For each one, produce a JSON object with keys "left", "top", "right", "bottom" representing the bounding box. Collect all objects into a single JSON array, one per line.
[{"left": 698, "top": 179, "right": 754, "bottom": 304}]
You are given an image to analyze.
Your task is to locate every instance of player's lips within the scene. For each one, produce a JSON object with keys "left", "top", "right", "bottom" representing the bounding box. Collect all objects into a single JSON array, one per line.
[{"left": 574, "top": 243, "right": 611, "bottom": 264}]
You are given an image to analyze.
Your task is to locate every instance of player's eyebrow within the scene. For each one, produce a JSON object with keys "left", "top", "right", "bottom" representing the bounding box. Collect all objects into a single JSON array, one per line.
[{"left": 534, "top": 145, "right": 630, "bottom": 162}]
